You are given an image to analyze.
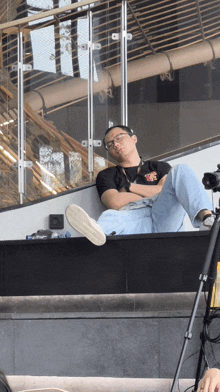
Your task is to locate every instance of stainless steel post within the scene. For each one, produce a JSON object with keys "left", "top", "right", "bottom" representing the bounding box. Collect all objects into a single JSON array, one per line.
[
  {"left": 17, "top": 28, "right": 25, "bottom": 204},
  {"left": 121, "top": 1, "right": 128, "bottom": 126},
  {"left": 88, "top": 10, "right": 94, "bottom": 182}
]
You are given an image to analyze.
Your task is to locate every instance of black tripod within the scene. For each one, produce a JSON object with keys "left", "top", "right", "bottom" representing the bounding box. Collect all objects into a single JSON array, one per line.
[{"left": 170, "top": 208, "right": 220, "bottom": 392}]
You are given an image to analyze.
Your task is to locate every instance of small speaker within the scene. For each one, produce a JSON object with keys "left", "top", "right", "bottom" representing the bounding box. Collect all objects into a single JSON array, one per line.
[{"left": 49, "top": 214, "right": 64, "bottom": 230}]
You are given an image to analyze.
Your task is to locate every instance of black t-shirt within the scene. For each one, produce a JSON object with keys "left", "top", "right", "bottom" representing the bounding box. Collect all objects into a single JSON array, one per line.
[{"left": 96, "top": 160, "right": 171, "bottom": 199}]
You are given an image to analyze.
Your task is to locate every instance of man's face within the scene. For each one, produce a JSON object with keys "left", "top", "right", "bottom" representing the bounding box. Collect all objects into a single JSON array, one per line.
[{"left": 104, "top": 127, "right": 137, "bottom": 161}]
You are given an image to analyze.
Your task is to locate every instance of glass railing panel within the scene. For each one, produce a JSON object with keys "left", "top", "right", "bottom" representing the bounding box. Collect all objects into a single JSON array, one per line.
[
  {"left": 91, "top": 1, "right": 123, "bottom": 168},
  {"left": 3, "top": 0, "right": 220, "bottom": 209},
  {"left": 126, "top": 0, "right": 220, "bottom": 161},
  {"left": 0, "top": 26, "right": 20, "bottom": 208},
  {"left": 0, "top": 1, "right": 27, "bottom": 25},
  {"left": 23, "top": 9, "right": 94, "bottom": 199},
  {"left": 0, "top": 0, "right": 20, "bottom": 208},
  {"left": 0, "top": 1, "right": 114, "bottom": 209}
]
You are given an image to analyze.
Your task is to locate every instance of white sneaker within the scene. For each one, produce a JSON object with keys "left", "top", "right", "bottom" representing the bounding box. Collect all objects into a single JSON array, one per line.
[
  {"left": 199, "top": 214, "right": 215, "bottom": 231},
  {"left": 65, "top": 204, "right": 106, "bottom": 246}
]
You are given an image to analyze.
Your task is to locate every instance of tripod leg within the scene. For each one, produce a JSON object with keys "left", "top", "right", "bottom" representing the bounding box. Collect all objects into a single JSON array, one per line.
[
  {"left": 170, "top": 215, "right": 220, "bottom": 392},
  {"left": 194, "top": 263, "right": 217, "bottom": 390},
  {"left": 194, "top": 331, "right": 207, "bottom": 392},
  {"left": 170, "top": 281, "right": 204, "bottom": 392}
]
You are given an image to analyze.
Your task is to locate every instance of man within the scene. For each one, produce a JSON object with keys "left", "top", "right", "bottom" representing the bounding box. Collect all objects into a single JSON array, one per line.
[
  {"left": 198, "top": 368, "right": 220, "bottom": 392},
  {"left": 66, "top": 125, "right": 214, "bottom": 246}
]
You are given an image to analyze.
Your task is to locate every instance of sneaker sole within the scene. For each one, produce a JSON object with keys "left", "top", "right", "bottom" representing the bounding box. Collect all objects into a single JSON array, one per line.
[{"left": 65, "top": 205, "right": 106, "bottom": 246}]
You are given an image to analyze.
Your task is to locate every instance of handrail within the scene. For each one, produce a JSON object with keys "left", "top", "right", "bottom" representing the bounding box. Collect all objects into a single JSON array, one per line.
[
  {"left": 149, "top": 134, "right": 220, "bottom": 162},
  {"left": 0, "top": 0, "right": 100, "bottom": 31}
]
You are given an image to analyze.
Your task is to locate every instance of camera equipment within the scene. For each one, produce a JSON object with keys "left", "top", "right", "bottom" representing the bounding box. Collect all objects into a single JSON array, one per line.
[
  {"left": 171, "top": 165, "right": 220, "bottom": 392},
  {"left": 202, "top": 164, "right": 220, "bottom": 192},
  {"left": 170, "top": 207, "right": 220, "bottom": 392}
]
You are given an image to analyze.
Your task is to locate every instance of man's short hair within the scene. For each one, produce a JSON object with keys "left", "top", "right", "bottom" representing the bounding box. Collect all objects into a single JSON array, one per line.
[{"left": 104, "top": 125, "right": 133, "bottom": 137}]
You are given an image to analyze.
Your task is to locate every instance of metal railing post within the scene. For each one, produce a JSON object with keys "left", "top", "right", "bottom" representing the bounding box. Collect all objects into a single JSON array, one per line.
[
  {"left": 121, "top": 0, "right": 128, "bottom": 126},
  {"left": 88, "top": 9, "right": 94, "bottom": 181},
  {"left": 17, "top": 28, "right": 25, "bottom": 204}
]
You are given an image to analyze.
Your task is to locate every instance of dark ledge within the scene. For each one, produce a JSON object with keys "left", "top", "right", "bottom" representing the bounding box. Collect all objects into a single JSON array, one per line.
[{"left": 0, "top": 293, "right": 206, "bottom": 319}]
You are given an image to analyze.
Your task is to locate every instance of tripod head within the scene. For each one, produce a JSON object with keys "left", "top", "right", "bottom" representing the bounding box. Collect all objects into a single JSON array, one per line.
[{"left": 202, "top": 164, "right": 220, "bottom": 192}]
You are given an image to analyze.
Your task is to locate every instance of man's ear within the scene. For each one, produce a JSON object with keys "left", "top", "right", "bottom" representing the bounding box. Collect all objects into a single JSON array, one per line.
[{"left": 131, "top": 134, "right": 137, "bottom": 144}]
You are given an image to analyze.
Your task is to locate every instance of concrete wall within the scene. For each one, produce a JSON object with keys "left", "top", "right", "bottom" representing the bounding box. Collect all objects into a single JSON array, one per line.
[
  {"left": 0, "top": 293, "right": 218, "bottom": 379},
  {"left": 6, "top": 375, "right": 195, "bottom": 392},
  {"left": 0, "top": 185, "right": 105, "bottom": 241}
]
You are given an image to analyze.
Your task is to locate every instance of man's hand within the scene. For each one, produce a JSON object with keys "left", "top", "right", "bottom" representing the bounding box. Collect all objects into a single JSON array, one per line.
[{"left": 197, "top": 369, "right": 220, "bottom": 392}]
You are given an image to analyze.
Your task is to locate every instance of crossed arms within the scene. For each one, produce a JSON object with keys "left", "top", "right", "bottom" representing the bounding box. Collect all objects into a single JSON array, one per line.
[{"left": 101, "top": 175, "right": 167, "bottom": 210}]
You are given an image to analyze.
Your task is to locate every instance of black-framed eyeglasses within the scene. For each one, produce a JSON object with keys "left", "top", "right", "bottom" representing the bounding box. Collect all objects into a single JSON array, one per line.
[{"left": 104, "top": 132, "right": 130, "bottom": 151}]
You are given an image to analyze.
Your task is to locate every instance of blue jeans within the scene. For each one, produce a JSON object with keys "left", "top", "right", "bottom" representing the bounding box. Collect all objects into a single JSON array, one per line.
[{"left": 97, "top": 164, "right": 212, "bottom": 235}]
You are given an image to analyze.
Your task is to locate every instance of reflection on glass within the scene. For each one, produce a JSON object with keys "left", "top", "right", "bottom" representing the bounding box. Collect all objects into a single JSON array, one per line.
[
  {"left": 39, "top": 146, "right": 65, "bottom": 189},
  {"left": 69, "top": 152, "right": 82, "bottom": 184},
  {"left": 60, "top": 20, "right": 73, "bottom": 77},
  {"left": 30, "top": 27, "right": 56, "bottom": 74},
  {"left": 94, "top": 155, "right": 107, "bottom": 176}
]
